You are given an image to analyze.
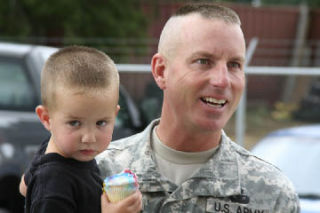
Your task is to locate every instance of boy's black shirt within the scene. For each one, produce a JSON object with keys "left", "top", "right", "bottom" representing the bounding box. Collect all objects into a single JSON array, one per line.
[{"left": 24, "top": 139, "right": 103, "bottom": 213}]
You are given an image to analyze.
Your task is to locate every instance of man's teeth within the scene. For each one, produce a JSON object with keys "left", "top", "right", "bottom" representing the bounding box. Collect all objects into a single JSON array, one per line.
[{"left": 202, "top": 97, "right": 226, "bottom": 106}]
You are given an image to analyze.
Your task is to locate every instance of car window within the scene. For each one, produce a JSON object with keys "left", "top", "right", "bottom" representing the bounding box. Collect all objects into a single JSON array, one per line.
[{"left": 0, "top": 58, "right": 36, "bottom": 111}]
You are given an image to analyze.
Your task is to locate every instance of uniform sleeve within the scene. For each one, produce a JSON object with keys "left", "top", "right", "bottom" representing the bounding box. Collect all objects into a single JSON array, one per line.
[{"left": 273, "top": 184, "right": 300, "bottom": 213}]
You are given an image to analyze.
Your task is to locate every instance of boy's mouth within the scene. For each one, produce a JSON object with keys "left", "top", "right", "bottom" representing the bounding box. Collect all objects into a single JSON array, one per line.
[{"left": 80, "top": 149, "right": 95, "bottom": 156}]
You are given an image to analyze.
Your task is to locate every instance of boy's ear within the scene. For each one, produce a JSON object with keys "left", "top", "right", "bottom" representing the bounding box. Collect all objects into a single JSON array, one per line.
[
  {"left": 115, "top": 105, "right": 120, "bottom": 116},
  {"left": 151, "top": 53, "right": 166, "bottom": 90},
  {"left": 35, "top": 105, "right": 51, "bottom": 131}
]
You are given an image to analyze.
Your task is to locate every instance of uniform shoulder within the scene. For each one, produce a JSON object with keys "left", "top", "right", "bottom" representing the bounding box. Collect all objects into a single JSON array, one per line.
[
  {"left": 105, "top": 120, "right": 156, "bottom": 152},
  {"left": 96, "top": 128, "right": 150, "bottom": 177},
  {"left": 231, "top": 141, "right": 281, "bottom": 173},
  {"left": 228, "top": 139, "right": 295, "bottom": 186},
  {"left": 108, "top": 130, "right": 145, "bottom": 151},
  {"left": 229, "top": 141, "right": 299, "bottom": 206}
]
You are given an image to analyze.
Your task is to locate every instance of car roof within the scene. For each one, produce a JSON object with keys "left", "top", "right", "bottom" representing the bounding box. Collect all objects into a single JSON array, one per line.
[
  {"left": 0, "top": 42, "right": 33, "bottom": 57},
  {"left": 267, "top": 124, "right": 320, "bottom": 138},
  {"left": 0, "top": 42, "right": 57, "bottom": 58},
  {"left": 252, "top": 125, "right": 320, "bottom": 196}
]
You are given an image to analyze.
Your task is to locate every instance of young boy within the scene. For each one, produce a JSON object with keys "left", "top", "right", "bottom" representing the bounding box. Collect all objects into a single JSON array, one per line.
[{"left": 20, "top": 46, "right": 141, "bottom": 213}]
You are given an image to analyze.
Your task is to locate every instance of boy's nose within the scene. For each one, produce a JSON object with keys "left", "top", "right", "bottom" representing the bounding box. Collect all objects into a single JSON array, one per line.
[{"left": 81, "top": 129, "right": 96, "bottom": 143}]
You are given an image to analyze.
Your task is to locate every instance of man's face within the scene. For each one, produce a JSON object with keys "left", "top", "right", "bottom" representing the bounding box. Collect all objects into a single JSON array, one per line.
[{"left": 162, "top": 15, "right": 246, "bottom": 133}]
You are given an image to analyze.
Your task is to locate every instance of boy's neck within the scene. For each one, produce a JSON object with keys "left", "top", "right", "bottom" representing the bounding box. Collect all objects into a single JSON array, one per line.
[{"left": 46, "top": 137, "right": 65, "bottom": 157}]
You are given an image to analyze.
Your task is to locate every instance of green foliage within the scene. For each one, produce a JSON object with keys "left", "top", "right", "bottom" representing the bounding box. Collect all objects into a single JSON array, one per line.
[
  {"left": 0, "top": 1, "right": 30, "bottom": 37},
  {"left": 260, "top": 0, "right": 320, "bottom": 7},
  {"left": 0, "top": 0, "right": 148, "bottom": 43},
  {"left": 166, "top": 0, "right": 320, "bottom": 7}
]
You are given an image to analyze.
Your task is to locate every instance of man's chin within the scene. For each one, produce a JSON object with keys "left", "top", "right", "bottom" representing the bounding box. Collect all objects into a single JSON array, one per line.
[{"left": 195, "top": 119, "right": 226, "bottom": 133}]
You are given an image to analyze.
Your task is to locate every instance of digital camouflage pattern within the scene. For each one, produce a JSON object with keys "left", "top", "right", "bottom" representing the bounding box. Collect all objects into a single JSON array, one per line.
[{"left": 96, "top": 120, "right": 300, "bottom": 213}]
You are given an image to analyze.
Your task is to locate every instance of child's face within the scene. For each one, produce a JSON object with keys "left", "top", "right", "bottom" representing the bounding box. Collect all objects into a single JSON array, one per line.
[{"left": 47, "top": 87, "right": 119, "bottom": 162}]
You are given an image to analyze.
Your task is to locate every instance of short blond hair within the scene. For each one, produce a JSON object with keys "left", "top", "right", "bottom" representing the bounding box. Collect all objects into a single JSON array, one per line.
[{"left": 41, "top": 46, "right": 119, "bottom": 109}]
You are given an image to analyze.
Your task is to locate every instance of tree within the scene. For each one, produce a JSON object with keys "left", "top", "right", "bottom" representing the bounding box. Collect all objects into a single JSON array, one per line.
[
  {"left": 199, "top": 0, "right": 320, "bottom": 7},
  {"left": 259, "top": 0, "right": 319, "bottom": 7},
  {"left": 0, "top": 0, "right": 148, "bottom": 50}
]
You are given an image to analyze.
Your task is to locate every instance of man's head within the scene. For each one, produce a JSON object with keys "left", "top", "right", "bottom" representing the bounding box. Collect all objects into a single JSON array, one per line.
[
  {"left": 152, "top": 3, "right": 246, "bottom": 146},
  {"left": 37, "top": 46, "right": 120, "bottom": 161}
]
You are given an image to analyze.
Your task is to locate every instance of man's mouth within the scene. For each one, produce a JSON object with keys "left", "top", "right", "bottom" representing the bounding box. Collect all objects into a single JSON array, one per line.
[{"left": 201, "top": 97, "right": 227, "bottom": 108}]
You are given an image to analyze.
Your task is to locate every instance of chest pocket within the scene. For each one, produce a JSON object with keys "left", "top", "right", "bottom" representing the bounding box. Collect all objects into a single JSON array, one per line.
[{"left": 206, "top": 198, "right": 270, "bottom": 213}]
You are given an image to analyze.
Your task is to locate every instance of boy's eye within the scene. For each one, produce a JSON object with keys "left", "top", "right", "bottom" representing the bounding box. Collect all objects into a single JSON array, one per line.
[
  {"left": 69, "top": 120, "right": 80, "bottom": 127},
  {"left": 96, "top": 120, "right": 107, "bottom": 127}
]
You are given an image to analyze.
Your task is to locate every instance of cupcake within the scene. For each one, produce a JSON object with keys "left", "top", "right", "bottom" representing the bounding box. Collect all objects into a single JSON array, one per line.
[{"left": 103, "top": 169, "right": 139, "bottom": 203}]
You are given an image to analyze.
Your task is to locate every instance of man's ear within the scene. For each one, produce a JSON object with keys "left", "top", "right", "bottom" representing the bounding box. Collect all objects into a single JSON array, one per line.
[
  {"left": 151, "top": 53, "right": 166, "bottom": 90},
  {"left": 35, "top": 105, "right": 51, "bottom": 131}
]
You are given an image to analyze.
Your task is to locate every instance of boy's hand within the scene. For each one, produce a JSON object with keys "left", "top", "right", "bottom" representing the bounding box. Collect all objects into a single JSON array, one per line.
[
  {"left": 101, "top": 190, "right": 142, "bottom": 213},
  {"left": 19, "top": 174, "right": 27, "bottom": 197}
]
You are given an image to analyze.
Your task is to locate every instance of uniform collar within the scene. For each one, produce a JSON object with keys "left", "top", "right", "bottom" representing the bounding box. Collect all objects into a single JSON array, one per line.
[{"left": 135, "top": 120, "right": 241, "bottom": 198}]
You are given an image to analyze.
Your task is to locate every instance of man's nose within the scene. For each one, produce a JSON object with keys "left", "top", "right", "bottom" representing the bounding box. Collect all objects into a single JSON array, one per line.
[{"left": 209, "top": 63, "right": 229, "bottom": 88}]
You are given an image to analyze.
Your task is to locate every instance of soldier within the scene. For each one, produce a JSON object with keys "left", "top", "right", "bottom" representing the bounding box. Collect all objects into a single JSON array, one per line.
[{"left": 97, "top": 3, "right": 300, "bottom": 213}]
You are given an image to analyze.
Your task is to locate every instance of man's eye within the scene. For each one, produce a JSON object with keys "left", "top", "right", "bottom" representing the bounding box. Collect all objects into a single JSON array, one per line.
[
  {"left": 228, "top": 62, "right": 241, "bottom": 69},
  {"left": 196, "top": 58, "right": 210, "bottom": 65},
  {"left": 97, "top": 120, "right": 107, "bottom": 127},
  {"left": 69, "top": 120, "right": 80, "bottom": 127}
]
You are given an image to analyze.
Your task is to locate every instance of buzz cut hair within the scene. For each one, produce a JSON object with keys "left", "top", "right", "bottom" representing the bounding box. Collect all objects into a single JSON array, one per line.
[
  {"left": 41, "top": 46, "right": 119, "bottom": 109},
  {"left": 158, "top": 3, "right": 241, "bottom": 57},
  {"left": 173, "top": 3, "right": 241, "bottom": 25}
]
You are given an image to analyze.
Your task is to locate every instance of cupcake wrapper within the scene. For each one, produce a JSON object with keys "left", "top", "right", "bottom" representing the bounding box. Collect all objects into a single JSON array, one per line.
[{"left": 105, "top": 186, "right": 137, "bottom": 203}]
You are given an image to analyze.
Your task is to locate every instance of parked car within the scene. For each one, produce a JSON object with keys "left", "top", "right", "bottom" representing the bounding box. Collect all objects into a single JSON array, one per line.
[
  {"left": 0, "top": 42, "right": 145, "bottom": 213},
  {"left": 251, "top": 124, "right": 320, "bottom": 213}
]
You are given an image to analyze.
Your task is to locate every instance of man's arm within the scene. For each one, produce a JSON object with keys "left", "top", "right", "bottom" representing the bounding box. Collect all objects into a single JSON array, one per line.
[{"left": 274, "top": 189, "right": 300, "bottom": 213}]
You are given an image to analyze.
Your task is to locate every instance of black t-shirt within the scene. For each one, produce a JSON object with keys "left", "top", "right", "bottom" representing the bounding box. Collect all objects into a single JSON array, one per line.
[{"left": 24, "top": 139, "right": 103, "bottom": 213}]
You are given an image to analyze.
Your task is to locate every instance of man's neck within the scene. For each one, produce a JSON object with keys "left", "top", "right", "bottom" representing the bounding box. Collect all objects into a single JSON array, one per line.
[{"left": 156, "top": 121, "right": 221, "bottom": 152}]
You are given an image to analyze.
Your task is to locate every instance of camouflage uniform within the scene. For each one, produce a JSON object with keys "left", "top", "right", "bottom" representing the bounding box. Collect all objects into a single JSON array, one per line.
[{"left": 96, "top": 120, "right": 300, "bottom": 213}]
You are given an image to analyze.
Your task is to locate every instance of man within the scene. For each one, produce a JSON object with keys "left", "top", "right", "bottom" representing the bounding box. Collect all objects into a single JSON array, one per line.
[{"left": 97, "top": 3, "right": 300, "bottom": 213}]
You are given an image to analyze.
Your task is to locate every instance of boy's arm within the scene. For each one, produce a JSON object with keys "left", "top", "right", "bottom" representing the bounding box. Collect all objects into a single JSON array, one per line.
[
  {"left": 101, "top": 191, "right": 142, "bottom": 213},
  {"left": 20, "top": 139, "right": 49, "bottom": 197},
  {"left": 19, "top": 174, "right": 27, "bottom": 197}
]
